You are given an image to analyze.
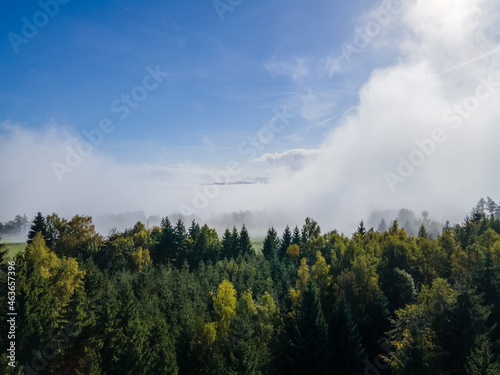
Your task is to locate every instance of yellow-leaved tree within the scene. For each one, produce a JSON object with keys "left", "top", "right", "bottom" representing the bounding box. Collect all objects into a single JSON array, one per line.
[
  {"left": 286, "top": 244, "right": 300, "bottom": 262},
  {"left": 131, "top": 247, "right": 151, "bottom": 272},
  {"left": 290, "top": 257, "right": 310, "bottom": 307},
  {"left": 26, "top": 233, "right": 85, "bottom": 311},
  {"left": 211, "top": 279, "right": 238, "bottom": 339},
  {"left": 311, "top": 251, "right": 332, "bottom": 293}
]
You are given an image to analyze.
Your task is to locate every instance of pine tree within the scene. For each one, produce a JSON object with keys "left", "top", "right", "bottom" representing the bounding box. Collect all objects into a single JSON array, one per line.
[
  {"left": 472, "top": 199, "right": 487, "bottom": 222},
  {"left": 221, "top": 228, "right": 233, "bottom": 259},
  {"left": 389, "top": 220, "right": 399, "bottom": 234},
  {"left": 147, "top": 318, "right": 179, "bottom": 375},
  {"left": 443, "top": 220, "right": 451, "bottom": 231},
  {"left": 377, "top": 218, "right": 388, "bottom": 233},
  {"left": 153, "top": 217, "right": 176, "bottom": 265},
  {"left": 188, "top": 220, "right": 201, "bottom": 241},
  {"left": 27, "top": 212, "right": 52, "bottom": 247},
  {"left": 441, "top": 288, "right": 492, "bottom": 373},
  {"left": 292, "top": 226, "right": 301, "bottom": 245},
  {"left": 418, "top": 224, "right": 428, "bottom": 238},
  {"left": 280, "top": 225, "right": 292, "bottom": 259},
  {"left": 357, "top": 220, "right": 366, "bottom": 237},
  {"left": 486, "top": 197, "right": 498, "bottom": 218},
  {"left": 465, "top": 335, "right": 500, "bottom": 375},
  {"left": 239, "top": 225, "right": 253, "bottom": 258},
  {"left": 329, "top": 297, "right": 366, "bottom": 374},
  {"left": 262, "top": 228, "right": 279, "bottom": 261},
  {"left": 16, "top": 249, "right": 58, "bottom": 369},
  {"left": 301, "top": 217, "right": 321, "bottom": 244},
  {"left": 293, "top": 281, "right": 329, "bottom": 374},
  {"left": 230, "top": 226, "right": 240, "bottom": 258}
]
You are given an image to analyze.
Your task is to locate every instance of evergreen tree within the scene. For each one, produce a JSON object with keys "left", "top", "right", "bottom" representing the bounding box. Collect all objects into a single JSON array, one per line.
[
  {"left": 221, "top": 228, "right": 233, "bottom": 259},
  {"left": 472, "top": 199, "right": 487, "bottom": 222},
  {"left": 441, "top": 288, "right": 492, "bottom": 373},
  {"left": 443, "top": 220, "right": 451, "bottom": 231},
  {"left": 292, "top": 226, "right": 301, "bottom": 245},
  {"left": 188, "top": 220, "right": 201, "bottom": 241},
  {"left": 153, "top": 217, "right": 176, "bottom": 265},
  {"left": 357, "top": 220, "right": 366, "bottom": 237},
  {"left": 377, "top": 218, "right": 388, "bottom": 233},
  {"left": 301, "top": 217, "right": 321, "bottom": 244},
  {"left": 329, "top": 297, "right": 366, "bottom": 374},
  {"left": 293, "top": 281, "right": 329, "bottom": 374},
  {"left": 239, "top": 225, "right": 253, "bottom": 258},
  {"left": 27, "top": 212, "right": 52, "bottom": 247},
  {"left": 418, "top": 224, "right": 428, "bottom": 238},
  {"left": 230, "top": 226, "right": 240, "bottom": 258},
  {"left": 465, "top": 335, "right": 500, "bottom": 375},
  {"left": 174, "top": 219, "right": 188, "bottom": 266},
  {"left": 486, "top": 197, "right": 498, "bottom": 218},
  {"left": 0, "top": 238, "right": 7, "bottom": 268},
  {"left": 262, "top": 228, "right": 279, "bottom": 261},
  {"left": 15, "top": 248, "right": 59, "bottom": 370},
  {"left": 389, "top": 220, "right": 400, "bottom": 234},
  {"left": 280, "top": 225, "right": 292, "bottom": 259}
]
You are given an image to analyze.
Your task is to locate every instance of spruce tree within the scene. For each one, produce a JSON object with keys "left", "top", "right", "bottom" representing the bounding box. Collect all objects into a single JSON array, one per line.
[
  {"left": 357, "top": 220, "right": 366, "bottom": 237},
  {"left": 230, "top": 226, "right": 240, "bottom": 258},
  {"left": 292, "top": 226, "right": 301, "bottom": 245},
  {"left": 377, "top": 218, "right": 388, "bottom": 233},
  {"left": 418, "top": 224, "right": 428, "bottom": 238},
  {"left": 329, "top": 297, "right": 366, "bottom": 374},
  {"left": 280, "top": 225, "right": 292, "bottom": 259},
  {"left": 221, "top": 228, "right": 233, "bottom": 259},
  {"left": 239, "top": 225, "right": 253, "bottom": 258},
  {"left": 188, "top": 220, "right": 200, "bottom": 241},
  {"left": 486, "top": 197, "right": 498, "bottom": 218},
  {"left": 174, "top": 219, "right": 188, "bottom": 265},
  {"left": 27, "top": 212, "right": 52, "bottom": 247},
  {"left": 153, "top": 217, "right": 176, "bottom": 265},
  {"left": 293, "top": 281, "right": 329, "bottom": 374},
  {"left": 262, "top": 228, "right": 279, "bottom": 261},
  {"left": 464, "top": 335, "right": 500, "bottom": 375}
]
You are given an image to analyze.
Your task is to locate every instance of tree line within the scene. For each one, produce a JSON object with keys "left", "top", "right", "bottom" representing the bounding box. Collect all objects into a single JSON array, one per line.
[{"left": 1, "top": 198, "right": 500, "bottom": 374}]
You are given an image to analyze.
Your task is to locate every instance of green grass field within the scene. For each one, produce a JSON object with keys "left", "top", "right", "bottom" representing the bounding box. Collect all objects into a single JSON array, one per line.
[
  {"left": 4, "top": 243, "right": 25, "bottom": 259},
  {"left": 251, "top": 238, "right": 264, "bottom": 255}
]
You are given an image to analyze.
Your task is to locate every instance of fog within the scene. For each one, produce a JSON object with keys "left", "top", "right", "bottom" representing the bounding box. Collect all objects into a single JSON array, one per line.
[{"left": 2, "top": 0, "right": 500, "bottom": 236}]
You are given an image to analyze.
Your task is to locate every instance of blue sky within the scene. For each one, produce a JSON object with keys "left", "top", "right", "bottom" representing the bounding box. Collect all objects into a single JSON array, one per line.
[
  {"left": 1, "top": 0, "right": 374, "bottom": 166},
  {"left": 2, "top": 0, "right": 500, "bottom": 233}
]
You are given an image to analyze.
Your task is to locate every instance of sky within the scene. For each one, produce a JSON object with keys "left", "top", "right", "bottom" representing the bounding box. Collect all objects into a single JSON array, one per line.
[{"left": 1, "top": 0, "right": 500, "bottom": 234}]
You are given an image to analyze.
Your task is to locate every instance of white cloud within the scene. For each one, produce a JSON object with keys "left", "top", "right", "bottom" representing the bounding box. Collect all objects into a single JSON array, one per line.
[
  {"left": 0, "top": 123, "right": 213, "bottom": 221},
  {"left": 253, "top": 148, "right": 321, "bottom": 171},
  {"left": 3, "top": 0, "right": 500, "bottom": 234},
  {"left": 256, "top": 0, "right": 500, "bottom": 231},
  {"left": 218, "top": 0, "right": 500, "bottom": 231}
]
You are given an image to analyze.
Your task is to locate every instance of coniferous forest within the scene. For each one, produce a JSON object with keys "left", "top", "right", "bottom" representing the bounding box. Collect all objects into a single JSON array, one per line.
[{"left": 1, "top": 199, "right": 500, "bottom": 374}]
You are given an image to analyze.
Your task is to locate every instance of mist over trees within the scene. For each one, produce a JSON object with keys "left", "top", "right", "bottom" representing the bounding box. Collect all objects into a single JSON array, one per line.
[
  {"left": 0, "top": 214, "right": 29, "bottom": 240},
  {"left": 1, "top": 198, "right": 500, "bottom": 374}
]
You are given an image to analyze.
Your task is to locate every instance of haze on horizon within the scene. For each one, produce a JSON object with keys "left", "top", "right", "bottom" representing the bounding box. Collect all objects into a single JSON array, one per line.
[{"left": 1, "top": 0, "right": 500, "bottom": 234}]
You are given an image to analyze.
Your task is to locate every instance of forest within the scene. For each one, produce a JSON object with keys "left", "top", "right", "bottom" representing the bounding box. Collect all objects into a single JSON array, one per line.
[{"left": 1, "top": 198, "right": 500, "bottom": 375}]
